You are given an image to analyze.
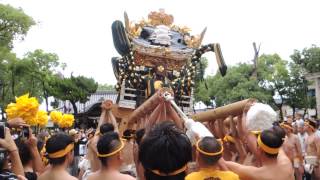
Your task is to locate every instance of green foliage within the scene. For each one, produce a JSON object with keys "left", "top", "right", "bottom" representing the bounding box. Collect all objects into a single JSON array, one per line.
[
  {"left": 0, "top": 5, "right": 100, "bottom": 119},
  {"left": 97, "top": 83, "right": 115, "bottom": 91},
  {"left": 0, "top": 4, "right": 35, "bottom": 118},
  {"left": 0, "top": 49, "right": 18, "bottom": 106},
  {"left": 195, "top": 51, "right": 316, "bottom": 117},
  {"left": 0, "top": 4, "right": 35, "bottom": 48},
  {"left": 286, "top": 63, "right": 310, "bottom": 111},
  {"left": 195, "top": 63, "right": 273, "bottom": 106},
  {"left": 291, "top": 45, "right": 320, "bottom": 73},
  {"left": 22, "top": 49, "right": 62, "bottom": 111},
  {"left": 194, "top": 80, "right": 210, "bottom": 105},
  {"left": 24, "top": 49, "right": 60, "bottom": 73},
  {"left": 195, "top": 57, "right": 208, "bottom": 82},
  {"left": 0, "top": 49, "right": 61, "bottom": 115},
  {"left": 193, "top": 57, "right": 210, "bottom": 105},
  {"left": 257, "top": 54, "right": 290, "bottom": 99},
  {"left": 48, "top": 75, "right": 98, "bottom": 114}
]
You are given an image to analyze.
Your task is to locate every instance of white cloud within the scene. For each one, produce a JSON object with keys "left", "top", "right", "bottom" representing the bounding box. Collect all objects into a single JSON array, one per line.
[{"left": 1, "top": 0, "right": 320, "bottom": 83}]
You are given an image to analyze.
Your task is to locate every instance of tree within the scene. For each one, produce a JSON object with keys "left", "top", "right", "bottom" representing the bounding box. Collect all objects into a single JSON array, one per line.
[
  {"left": 285, "top": 63, "right": 310, "bottom": 117},
  {"left": 23, "top": 49, "right": 62, "bottom": 111},
  {"left": 195, "top": 57, "right": 208, "bottom": 82},
  {"left": 0, "top": 4, "right": 35, "bottom": 49},
  {"left": 257, "top": 54, "right": 290, "bottom": 119},
  {"left": 290, "top": 45, "right": 320, "bottom": 117},
  {"left": 0, "top": 4, "right": 35, "bottom": 119},
  {"left": 308, "top": 96, "right": 317, "bottom": 117},
  {"left": 0, "top": 56, "right": 47, "bottom": 119},
  {"left": 97, "top": 83, "right": 115, "bottom": 91},
  {"left": 0, "top": 49, "right": 17, "bottom": 118},
  {"left": 199, "top": 53, "right": 314, "bottom": 119},
  {"left": 291, "top": 45, "right": 320, "bottom": 73},
  {"left": 193, "top": 58, "right": 210, "bottom": 104},
  {"left": 195, "top": 63, "right": 273, "bottom": 107},
  {"left": 48, "top": 75, "right": 98, "bottom": 115}
]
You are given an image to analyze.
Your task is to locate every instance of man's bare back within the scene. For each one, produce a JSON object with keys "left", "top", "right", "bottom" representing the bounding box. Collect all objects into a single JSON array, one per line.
[
  {"left": 38, "top": 168, "right": 77, "bottom": 180},
  {"left": 282, "top": 131, "right": 303, "bottom": 179},
  {"left": 88, "top": 170, "right": 135, "bottom": 180},
  {"left": 283, "top": 134, "right": 301, "bottom": 160},
  {"left": 225, "top": 150, "right": 294, "bottom": 180}
]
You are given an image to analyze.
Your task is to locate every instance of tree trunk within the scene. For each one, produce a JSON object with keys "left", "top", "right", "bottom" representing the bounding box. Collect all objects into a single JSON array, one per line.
[
  {"left": 1, "top": 84, "right": 5, "bottom": 120},
  {"left": 292, "top": 106, "right": 296, "bottom": 119},
  {"left": 31, "top": 77, "right": 35, "bottom": 96},
  {"left": 45, "top": 96, "right": 49, "bottom": 112},
  {"left": 279, "top": 104, "right": 284, "bottom": 121},
  {"left": 70, "top": 101, "right": 78, "bottom": 115},
  {"left": 277, "top": 94, "right": 284, "bottom": 120},
  {"left": 42, "top": 81, "right": 49, "bottom": 112},
  {"left": 303, "top": 108, "right": 307, "bottom": 118},
  {"left": 11, "top": 72, "right": 15, "bottom": 96},
  {"left": 251, "top": 42, "right": 259, "bottom": 79}
]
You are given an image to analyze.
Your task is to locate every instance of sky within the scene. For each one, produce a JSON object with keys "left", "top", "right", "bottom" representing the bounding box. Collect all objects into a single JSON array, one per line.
[{"left": 1, "top": 0, "right": 320, "bottom": 85}]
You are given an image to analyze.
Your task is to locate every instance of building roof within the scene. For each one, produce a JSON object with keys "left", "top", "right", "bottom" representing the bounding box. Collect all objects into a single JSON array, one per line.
[{"left": 58, "top": 91, "right": 118, "bottom": 114}]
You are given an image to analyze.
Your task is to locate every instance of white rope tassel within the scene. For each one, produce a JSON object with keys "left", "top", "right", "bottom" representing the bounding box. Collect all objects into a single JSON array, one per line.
[{"left": 163, "top": 92, "right": 213, "bottom": 144}]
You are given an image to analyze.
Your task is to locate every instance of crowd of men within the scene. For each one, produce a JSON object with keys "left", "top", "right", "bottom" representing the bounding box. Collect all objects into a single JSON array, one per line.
[{"left": 0, "top": 109, "right": 319, "bottom": 180}]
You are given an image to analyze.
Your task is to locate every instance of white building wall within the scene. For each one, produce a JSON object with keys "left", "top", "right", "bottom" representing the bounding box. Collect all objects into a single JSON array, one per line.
[{"left": 305, "top": 72, "right": 320, "bottom": 119}]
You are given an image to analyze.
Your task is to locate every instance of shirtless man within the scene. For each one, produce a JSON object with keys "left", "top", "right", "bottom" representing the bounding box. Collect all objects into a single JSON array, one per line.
[
  {"left": 219, "top": 117, "right": 246, "bottom": 163},
  {"left": 297, "top": 120, "right": 308, "bottom": 156},
  {"left": 120, "top": 129, "right": 135, "bottom": 175},
  {"left": 224, "top": 127, "right": 294, "bottom": 180},
  {"left": 138, "top": 121, "right": 192, "bottom": 180},
  {"left": 185, "top": 136, "right": 240, "bottom": 180},
  {"left": 286, "top": 115, "right": 294, "bottom": 124},
  {"left": 293, "top": 114, "right": 304, "bottom": 134},
  {"left": 281, "top": 122, "right": 304, "bottom": 180},
  {"left": 304, "top": 119, "right": 320, "bottom": 179},
  {"left": 87, "top": 131, "right": 135, "bottom": 180},
  {"left": 38, "top": 133, "right": 77, "bottom": 180}
]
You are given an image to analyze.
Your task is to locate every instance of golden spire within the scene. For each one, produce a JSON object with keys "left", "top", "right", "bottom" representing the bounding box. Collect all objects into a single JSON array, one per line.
[{"left": 148, "top": 9, "right": 174, "bottom": 26}]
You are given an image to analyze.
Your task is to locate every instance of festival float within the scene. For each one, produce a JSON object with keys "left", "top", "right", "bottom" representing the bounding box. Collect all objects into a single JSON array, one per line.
[
  {"left": 107, "top": 9, "right": 228, "bottom": 132},
  {"left": 104, "top": 9, "right": 277, "bottom": 141}
]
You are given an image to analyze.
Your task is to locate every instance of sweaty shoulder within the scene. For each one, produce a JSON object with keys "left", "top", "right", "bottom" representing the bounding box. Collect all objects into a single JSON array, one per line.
[
  {"left": 120, "top": 174, "right": 136, "bottom": 180},
  {"left": 87, "top": 172, "right": 97, "bottom": 180},
  {"left": 37, "top": 171, "right": 48, "bottom": 180},
  {"left": 69, "top": 175, "right": 78, "bottom": 180},
  {"left": 37, "top": 175, "right": 45, "bottom": 180},
  {"left": 278, "top": 148, "right": 291, "bottom": 162},
  {"left": 62, "top": 174, "right": 78, "bottom": 180}
]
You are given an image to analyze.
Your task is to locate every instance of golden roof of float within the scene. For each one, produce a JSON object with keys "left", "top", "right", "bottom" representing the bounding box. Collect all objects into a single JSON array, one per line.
[{"left": 125, "top": 9, "right": 206, "bottom": 49}]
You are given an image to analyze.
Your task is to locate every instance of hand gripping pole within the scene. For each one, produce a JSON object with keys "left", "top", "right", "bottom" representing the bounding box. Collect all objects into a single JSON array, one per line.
[{"left": 163, "top": 92, "right": 213, "bottom": 144}]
